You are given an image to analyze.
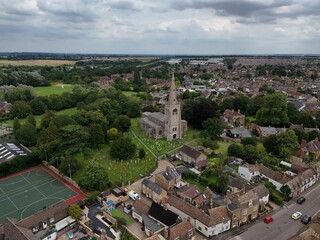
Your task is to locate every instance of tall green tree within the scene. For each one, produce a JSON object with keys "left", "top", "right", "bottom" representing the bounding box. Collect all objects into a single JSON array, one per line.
[
  {"left": 15, "top": 122, "right": 37, "bottom": 146},
  {"left": 202, "top": 118, "right": 225, "bottom": 139},
  {"left": 110, "top": 136, "right": 136, "bottom": 160},
  {"left": 68, "top": 204, "right": 83, "bottom": 219},
  {"left": 89, "top": 124, "right": 105, "bottom": 148},
  {"left": 113, "top": 115, "right": 131, "bottom": 132},
  {"left": 277, "top": 130, "right": 299, "bottom": 158},
  {"left": 280, "top": 185, "right": 292, "bottom": 201},
  {"left": 13, "top": 118, "right": 21, "bottom": 138},
  {"left": 26, "top": 114, "right": 36, "bottom": 127},
  {"left": 256, "top": 93, "right": 289, "bottom": 126},
  {"left": 79, "top": 160, "right": 109, "bottom": 191},
  {"left": 10, "top": 101, "right": 33, "bottom": 118}
]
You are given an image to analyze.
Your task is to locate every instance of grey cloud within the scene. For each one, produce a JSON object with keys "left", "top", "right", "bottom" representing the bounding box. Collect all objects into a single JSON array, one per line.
[{"left": 108, "top": 1, "right": 144, "bottom": 11}]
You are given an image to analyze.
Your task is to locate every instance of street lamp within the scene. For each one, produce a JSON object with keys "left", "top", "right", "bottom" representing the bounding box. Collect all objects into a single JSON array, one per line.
[{"left": 68, "top": 164, "right": 72, "bottom": 179}]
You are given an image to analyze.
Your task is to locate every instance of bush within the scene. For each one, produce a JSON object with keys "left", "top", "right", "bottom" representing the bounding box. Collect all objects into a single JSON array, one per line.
[
  {"left": 85, "top": 191, "right": 100, "bottom": 205},
  {"left": 241, "top": 137, "right": 257, "bottom": 146},
  {"left": 182, "top": 170, "right": 198, "bottom": 180}
]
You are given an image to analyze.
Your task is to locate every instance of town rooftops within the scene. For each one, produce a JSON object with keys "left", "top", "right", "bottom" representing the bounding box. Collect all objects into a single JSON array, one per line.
[
  {"left": 142, "top": 178, "right": 163, "bottom": 195},
  {"left": 180, "top": 145, "right": 202, "bottom": 160},
  {"left": 132, "top": 199, "right": 151, "bottom": 215},
  {"left": 259, "top": 164, "right": 291, "bottom": 184},
  {"left": 148, "top": 202, "right": 178, "bottom": 227},
  {"left": 254, "top": 184, "right": 270, "bottom": 199}
]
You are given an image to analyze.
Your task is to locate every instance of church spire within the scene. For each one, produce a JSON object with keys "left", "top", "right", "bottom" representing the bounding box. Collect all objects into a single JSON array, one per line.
[{"left": 168, "top": 72, "right": 177, "bottom": 105}]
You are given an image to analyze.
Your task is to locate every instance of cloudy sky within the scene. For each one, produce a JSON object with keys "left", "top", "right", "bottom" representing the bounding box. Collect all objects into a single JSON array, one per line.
[{"left": 0, "top": 0, "right": 319, "bottom": 54}]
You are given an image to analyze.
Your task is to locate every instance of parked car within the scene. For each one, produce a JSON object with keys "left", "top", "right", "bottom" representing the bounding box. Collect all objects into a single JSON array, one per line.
[
  {"left": 145, "top": 174, "right": 153, "bottom": 179},
  {"left": 297, "top": 196, "right": 306, "bottom": 204},
  {"left": 292, "top": 211, "right": 303, "bottom": 220},
  {"left": 129, "top": 190, "right": 140, "bottom": 200},
  {"left": 301, "top": 215, "right": 311, "bottom": 224},
  {"left": 264, "top": 216, "right": 273, "bottom": 224}
]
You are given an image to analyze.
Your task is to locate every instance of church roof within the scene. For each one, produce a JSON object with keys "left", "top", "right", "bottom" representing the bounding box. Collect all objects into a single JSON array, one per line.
[
  {"left": 140, "top": 117, "right": 162, "bottom": 129},
  {"left": 150, "top": 112, "right": 167, "bottom": 122}
]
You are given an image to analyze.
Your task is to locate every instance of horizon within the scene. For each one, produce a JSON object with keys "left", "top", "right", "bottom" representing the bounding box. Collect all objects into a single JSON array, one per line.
[{"left": 1, "top": 0, "right": 320, "bottom": 54}]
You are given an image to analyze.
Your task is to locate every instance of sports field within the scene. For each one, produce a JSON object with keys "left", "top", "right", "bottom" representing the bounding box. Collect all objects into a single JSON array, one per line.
[{"left": 0, "top": 166, "right": 83, "bottom": 223}]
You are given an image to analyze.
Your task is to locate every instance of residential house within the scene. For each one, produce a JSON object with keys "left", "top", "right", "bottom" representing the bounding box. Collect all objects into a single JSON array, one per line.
[
  {"left": 142, "top": 178, "right": 167, "bottom": 204},
  {"left": 155, "top": 167, "right": 182, "bottom": 191},
  {"left": 286, "top": 168, "right": 319, "bottom": 198},
  {"left": 0, "top": 201, "right": 69, "bottom": 240},
  {"left": 142, "top": 214, "right": 164, "bottom": 237},
  {"left": 297, "top": 138, "right": 320, "bottom": 160},
  {"left": 180, "top": 145, "right": 208, "bottom": 170},
  {"left": 132, "top": 199, "right": 152, "bottom": 224},
  {"left": 226, "top": 189, "right": 259, "bottom": 228},
  {"left": 226, "top": 128, "right": 252, "bottom": 140},
  {"left": 253, "top": 184, "right": 270, "bottom": 210},
  {"left": 167, "top": 221, "right": 195, "bottom": 240},
  {"left": 148, "top": 202, "right": 179, "bottom": 228},
  {"left": 167, "top": 196, "right": 231, "bottom": 238},
  {"left": 256, "top": 126, "right": 278, "bottom": 137},
  {"left": 0, "top": 101, "right": 12, "bottom": 113},
  {"left": 259, "top": 164, "right": 291, "bottom": 191},
  {"left": 175, "top": 184, "right": 203, "bottom": 204},
  {"left": 221, "top": 109, "right": 245, "bottom": 127},
  {"left": 238, "top": 164, "right": 260, "bottom": 182},
  {"left": 228, "top": 175, "right": 254, "bottom": 194}
]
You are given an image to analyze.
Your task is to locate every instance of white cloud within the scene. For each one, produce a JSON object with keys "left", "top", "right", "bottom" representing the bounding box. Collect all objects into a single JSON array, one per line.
[{"left": 0, "top": 0, "right": 319, "bottom": 54}]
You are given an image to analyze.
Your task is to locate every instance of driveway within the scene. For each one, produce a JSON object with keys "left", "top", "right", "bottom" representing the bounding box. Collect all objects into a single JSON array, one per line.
[{"left": 88, "top": 205, "right": 115, "bottom": 239}]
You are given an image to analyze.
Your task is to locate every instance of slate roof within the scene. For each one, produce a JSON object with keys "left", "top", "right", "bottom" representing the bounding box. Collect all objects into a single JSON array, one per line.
[
  {"left": 150, "top": 112, "right": 167, "bottom": 122},
  {"left": 161, "top": 168, "right": 181, "bottom": 181},
  {"left": 142, "top": 178, "right": 163, "bottom": 195},
  {"left": 148, "top": 202, "right": 178, "bottom": 227},
  {"left": 180, "top": 145, "right": 201, "bottom": 159},
  {"left": 175, "top": 166, "right": 188, "bottom": 175},
  {"left": 141, "top": 214, "right": 164, "bottom": 233},
  {"left": 259, "top": 164, "right": 291, "bottom": 184},
  {"left": 140, "top": 117, "right": 162, "bottom": 129},
  {"left": 229, "top": 129, "right": 252, "bottom": 138},
  {"left": 228, "top": 175, "right": 253, "bottom": 193},
  {"left": 254, "top": 184, "right": 269, "bottom": 199},
  {"left": 176, "top": 184, "right": 202, "bottom": 199}
]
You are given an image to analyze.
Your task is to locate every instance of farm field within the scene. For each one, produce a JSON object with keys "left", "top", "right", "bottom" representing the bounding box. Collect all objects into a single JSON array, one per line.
[
  {"left": 0, "top": 60, "right": 76, "bottom": 66},
  {"left": 33, "top": 83, "right": 74, "bottom": 96}
]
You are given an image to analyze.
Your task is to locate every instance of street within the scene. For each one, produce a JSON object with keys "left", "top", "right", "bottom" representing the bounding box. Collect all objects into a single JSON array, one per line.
[{"left": 231, "top": 183, "right": 320, "bottom": 240}]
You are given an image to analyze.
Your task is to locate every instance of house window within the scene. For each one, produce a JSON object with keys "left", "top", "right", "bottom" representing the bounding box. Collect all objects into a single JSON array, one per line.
[
  {"left": 205, "top": 227, "right": 208, "bottom": 231},
  {"left": 243, "top": 209, "right": 247, "bottom": 215},
  {"left": 188, "top": 229, "right": 193, "bottom": 237}
]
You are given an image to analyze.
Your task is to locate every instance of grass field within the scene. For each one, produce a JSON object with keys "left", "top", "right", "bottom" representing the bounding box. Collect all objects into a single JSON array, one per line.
[
  {"left": 1, "top": 107, "right": 78, "bottom": 128},
  {"left": 33, "top": 83, "right": 74, "bottom": 96},
  {"left": 0, "top": 60, "right": 76, "bottom": 66},
  {"left": 215, "top": 141, "right": 231, "bottom": 156},
  {"left": 0, "top": 166, "right": 83, "bottom": 223}
]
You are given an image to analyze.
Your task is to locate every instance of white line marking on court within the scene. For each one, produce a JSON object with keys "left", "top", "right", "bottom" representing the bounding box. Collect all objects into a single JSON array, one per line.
[
  {"left": 6, "top": 195, "right": 19, "bottom": 210},
  {"left": 21, "top": 175, "right": 46, "bottom": 198},
  {"left": 0, "top": 187, "right": 4, "bottom": 194}
]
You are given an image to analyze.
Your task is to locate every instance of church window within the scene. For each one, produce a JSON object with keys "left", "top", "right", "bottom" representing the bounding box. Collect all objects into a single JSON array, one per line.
[{"left": 173, "top": 109, "right": 178, "bottom": 115}]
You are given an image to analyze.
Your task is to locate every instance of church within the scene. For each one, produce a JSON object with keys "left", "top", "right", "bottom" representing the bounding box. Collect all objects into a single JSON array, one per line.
[{"left": 139, "top": 73, "right": 188, "bottom": 140}]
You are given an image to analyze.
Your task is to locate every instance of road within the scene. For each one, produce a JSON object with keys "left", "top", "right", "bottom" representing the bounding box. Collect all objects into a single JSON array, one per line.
[{"left": 232, "top": 183, "right": 320, "bottom": 240}]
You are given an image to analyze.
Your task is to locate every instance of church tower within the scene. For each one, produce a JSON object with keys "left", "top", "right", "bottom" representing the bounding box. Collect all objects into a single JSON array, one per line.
[{"left": 165, "top": 72, "right": 182, "bottom": 140}]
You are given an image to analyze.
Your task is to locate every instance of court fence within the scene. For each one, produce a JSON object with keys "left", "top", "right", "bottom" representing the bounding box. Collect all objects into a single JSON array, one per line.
[{"left": 42, "top": 161, "right": 81, "bottom": 191}]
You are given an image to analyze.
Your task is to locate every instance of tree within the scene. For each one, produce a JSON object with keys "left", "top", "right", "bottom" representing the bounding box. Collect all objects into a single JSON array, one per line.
[
  {"left": 297, "top": 111, "right": 316, "bottom": 128},
  {"left": 10, "top": 100, "right": 33, "bottom": 118},
  {"left": 227, "top": 143, "right": 245, "bottom": 158},
  {"left": 277, "top": 130, "right": 299, "bottom": 158},
  {"left": 30, "top": 97, "right": 47, "bottom": 115},
  {"left": 139, "top": 148, "right": 146, "bottom": 159},
  {"left": 26, "top": 114, "right": 36, "bottom": 127},
  {"left": 41, "top": 110, "right": 55, "bottom": 129},
  {"left": 263, "top": 134, "right": 279, "bottom": 155},
  {"left": 113, "top": 115, "right": 131, "bottom": 132},
  {"left": 13, "top": 118, "right": 21, "bottom": 138},
  {"left": 52, "top": 115, "right": 77, "bottom": 128},
  {"left": 241, "top": 137, "right": 257, "bottom": 146},
  {"left": 79, "top": 160, "right": 109, "bottom": 191},
  {"left": 215, "top": 174, "right": 228, "bottom": 194},
  {"left": 243, "top": 145, "right": 259, "bottom": 164},
  {"left": 256, "top": 93, "right": 289, "bottom": 127},
  {"left": 107, "top": 128, "right": 118, "bottom": 140},
  {"left": 110, "top": 136, "right": 136, "bottom": 160},
  {"left": 280, "top": 185, "right": 292, "bottom": 201},
  {"left": 37, "top": 121, "right": 59, "bottom": 146},
  {"left": 233, "top": 95, "right": 250, "bottom": 114},
  {"left": 89, "top": 124, "right": 105, "bottom": 148},
  {"left": 68, "top": 204, "right": 83, "bottom": 219},
  {"left": 59, "top": 125, "right": 89, "bottom": 152},
  {"left": 59, "top": 155, "right": 80, "bottom": 178},
  {"left": 15, "top": 122, "right": 37, "bottom": 146},
  {"left": 202, "top": 118, "right": 225, "bottom": 139}
]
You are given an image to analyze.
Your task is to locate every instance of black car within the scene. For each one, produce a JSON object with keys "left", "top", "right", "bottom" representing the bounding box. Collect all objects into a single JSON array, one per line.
[
  {"left": 301, "top": 215, "right": 311, "bottom": 224},
  {"left": 297, "top": 196, "right": 306, "bottom": 204}
]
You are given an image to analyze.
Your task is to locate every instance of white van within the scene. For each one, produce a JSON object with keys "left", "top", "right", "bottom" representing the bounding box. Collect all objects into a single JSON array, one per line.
[{"left": 129, "top": 191, "right": 140, "bottom": 200}]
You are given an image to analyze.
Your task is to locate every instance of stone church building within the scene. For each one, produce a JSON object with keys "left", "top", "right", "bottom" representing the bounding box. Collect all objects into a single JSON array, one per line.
[{"left": 139, "top": 73, "right": 188, "bottom": 140}]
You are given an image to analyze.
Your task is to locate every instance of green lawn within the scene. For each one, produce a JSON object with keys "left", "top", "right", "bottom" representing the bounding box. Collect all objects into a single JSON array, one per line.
[
  {"left": 208, "top": 157, "right": 221, "bottom": 166},
  {"left": 183, "top": 178, "right": 206, "bottom": 191},
  {"left": 111, "top": 209, "right": 134, "bottom": 225},
  {"left": 215, "top": 141, "right": 231, "bottom": 156},
  {"left": 33, "top": 83, "right": 74, "bottom": 96},
  {"left": 1, "top": 107, "right": 78, "bottom": 128}
]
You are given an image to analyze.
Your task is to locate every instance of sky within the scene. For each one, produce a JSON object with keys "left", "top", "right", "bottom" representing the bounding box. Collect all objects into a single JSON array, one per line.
[{"left": 0, "top": 0, "right": 319, "bottom": 55}]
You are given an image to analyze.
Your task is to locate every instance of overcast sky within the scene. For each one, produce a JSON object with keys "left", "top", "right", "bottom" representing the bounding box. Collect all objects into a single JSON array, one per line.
[{"left": 0, "top": 0, "right": 319, "bottom": 54}]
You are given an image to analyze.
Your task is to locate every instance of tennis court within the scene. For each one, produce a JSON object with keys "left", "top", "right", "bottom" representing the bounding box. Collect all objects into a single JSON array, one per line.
[{"left": 0, "top": 165, "right": 83, "bottom": 223}]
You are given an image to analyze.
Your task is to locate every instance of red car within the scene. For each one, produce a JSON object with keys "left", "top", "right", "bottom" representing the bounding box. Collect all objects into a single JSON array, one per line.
[{"left": 264, "top": 216, "right": 273, "bottom": 224}]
